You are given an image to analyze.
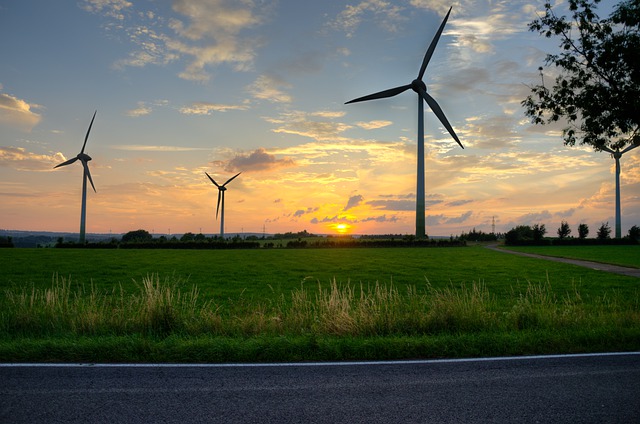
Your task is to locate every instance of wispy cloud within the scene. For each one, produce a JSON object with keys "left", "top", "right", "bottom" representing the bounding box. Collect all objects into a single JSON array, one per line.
[
  {"left": 355, "top": 120, "right": 393, "bottom": 130},
  {"left": 0, "top": 91, "right": 42, "bottom": 131},
  {"left": 83, "top": 0, "right": 267, "bottom": 82},
  {"left": 111, "top": 145, "right": 211, "bottom": 151},
  {"left": 179, "top": 101, "right": 248, "bottom": 115},
  {"left": 0, "top": 146, "right": 64, "bottom": 171},
  {"left": 80, "top": 0, "right": 132, "bottom": 20},
  {"left": 332, "top": 0, "right": 406, "bottom": 37},
  {"left": 246, "top": 75, "right": 293, "bottom": 104}
]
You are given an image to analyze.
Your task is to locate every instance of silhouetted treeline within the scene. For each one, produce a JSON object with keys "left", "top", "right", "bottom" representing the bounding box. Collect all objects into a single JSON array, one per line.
[
  {"left": 0, "top": 236, "right": 14, "bottom": 248},
  {"left": 505, "top": 222, "right": 639, "bottom": 246},
  {"left": 295, "top": 238, "right": 466, "bottom": 248},
  {"left": 457, "top": 228, "right": 498, "bottom": 242}
]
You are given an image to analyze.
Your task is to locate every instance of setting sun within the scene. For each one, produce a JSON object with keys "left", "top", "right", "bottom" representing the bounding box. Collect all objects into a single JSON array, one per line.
[{"left": 332, "top": 223, "right": 351, "bottom": 234}]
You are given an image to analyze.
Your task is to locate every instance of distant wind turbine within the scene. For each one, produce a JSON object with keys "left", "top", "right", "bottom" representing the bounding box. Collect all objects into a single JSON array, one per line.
[
  {"left": 600, "top": 143, "right": 639, "bottom": 238},
  {"left": 345, "top": 7, "right": 463, "bottom": 239},
  {"left": 54, "top": 110, "right": 97, "bottom": 244},
  {"left": 205, "top": 172, "right": 241, "bottom": 238}
]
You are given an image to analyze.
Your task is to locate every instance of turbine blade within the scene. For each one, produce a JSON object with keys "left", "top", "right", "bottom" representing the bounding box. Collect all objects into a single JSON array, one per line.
[
  {"left": 81, "top": 111, "right": 97, "bottom": 154},
  {"left": 82, "top": 160, "right": 97, "bottom": 192},
  {"left": 54, "top": 157, "right": 79, "bottom": 168},
  {"left": 421, "top": 90, "right": 464, "bottom": 149},
  {"left": 418, "top": 7, "right": 452, "bottom": 81},
  {"left": 223, "top": 172, "right": 241, "bottom": 186},
  {"left": 216, "top": 190, "right": 222, "bottom": 219},
  {"left": 599, "top": 145, "right": 615, "bottom": 154},
  {"left": 621, "top": 142, "right": 640, "bottom": 154},
  {"left": 205, "top": 172, "right": 221, "bottom": 188},
  {"left": 345, "top": 84, "right": 412, "bottom": 104}
]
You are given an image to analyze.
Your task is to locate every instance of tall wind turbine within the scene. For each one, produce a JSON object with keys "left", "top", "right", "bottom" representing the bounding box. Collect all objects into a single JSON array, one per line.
[
  {"left": 345, "top": 7, "right": 463, "bottom": 239},
  {"left": 205, "top": 172, "right": 241, "bottom": 238},
  {"left": 600, "top": 143, "right": 639, "bottom": 238},
  {"left": 54, "top": 111, "right": 97, "bottom": 244}
]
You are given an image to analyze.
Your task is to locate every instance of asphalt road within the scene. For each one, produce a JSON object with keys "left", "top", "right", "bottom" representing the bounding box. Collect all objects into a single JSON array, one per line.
[{"left": 2, "top": 352, "right": 639, "bottom": 423}]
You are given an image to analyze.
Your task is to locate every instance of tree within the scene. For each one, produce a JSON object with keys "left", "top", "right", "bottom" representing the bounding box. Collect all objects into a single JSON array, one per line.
[
  {"left": 180, "top": 232, "right": 195, "bottom": 242},
  {"left": 578, "top": 223, "right": 589, "bottom": 239},
  {"left": 557, "top": 221, "right": 571, "bottom": 239},
  {"left": 532, "top": 223, "right": 547, "bottom": 241},
  {"left": 523, "top": 0, "right": 640, "bottom": 238},
  {"left": 121, "top": 229, "right": 153, "bottom": 243},
  {"left": 597, "top": 222, "right": 611, "bottom": 240},
  {"left": 628, "top": 225, "right": 640, "bottom": 240}
]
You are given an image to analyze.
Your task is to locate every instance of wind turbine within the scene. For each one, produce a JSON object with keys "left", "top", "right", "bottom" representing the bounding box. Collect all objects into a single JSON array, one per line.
[
  {"left": 345, "top": 7, "right": 463, "bottom": 239},
  {"left": 54, "top": 110, "right": 97, "bottom": 244},
  {"left": 600, "top": 143, "right": 639, "bottom": 238},
  {"left": 205, "top": 172, "right": 241, "bottom": 238}
]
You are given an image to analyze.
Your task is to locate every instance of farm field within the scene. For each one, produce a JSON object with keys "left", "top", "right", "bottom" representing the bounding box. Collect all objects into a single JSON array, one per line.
[
  {"left": 2, "top": 246, "right": 638, "bottom": 301},
  {"left": 1, "top": 246, "right": 639, "bottom": 362},
  {"left": 502, "top": 245, "right": 640, "bottom": 269}
]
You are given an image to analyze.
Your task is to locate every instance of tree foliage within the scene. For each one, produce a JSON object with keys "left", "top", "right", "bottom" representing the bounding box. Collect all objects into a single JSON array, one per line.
[
  {"left": 597, "top": 222, "right": 612, "bottom": 240},
  {"left": 557, "top": 220, "right": 572, "bottom": 239},
  {"left": 578, "top": 223, "right": 590, "bottom": 239},
  {"left": 121, "top": 229, "right": 153, "bottom": 243},
  {"left": 522, "top": 0, "right": 640, "bottom": 151}
]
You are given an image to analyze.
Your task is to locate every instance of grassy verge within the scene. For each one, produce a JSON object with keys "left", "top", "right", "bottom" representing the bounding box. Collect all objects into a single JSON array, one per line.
[
  {"left": 1, "top": 274, "right": 638, "bottom": 362},
  {"left": 502, "top": 245, "right": 640, "bottom": 268}
]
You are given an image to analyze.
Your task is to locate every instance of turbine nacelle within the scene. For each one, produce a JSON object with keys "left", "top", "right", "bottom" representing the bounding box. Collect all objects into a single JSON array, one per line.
[{"left": 411, "top": 79, "right": 427, "bottom": 94}]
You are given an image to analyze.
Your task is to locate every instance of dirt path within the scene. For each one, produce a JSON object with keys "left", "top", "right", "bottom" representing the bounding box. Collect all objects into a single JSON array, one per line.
[{"left": 485, "top": 245, "right": 640, "bottom": 278}]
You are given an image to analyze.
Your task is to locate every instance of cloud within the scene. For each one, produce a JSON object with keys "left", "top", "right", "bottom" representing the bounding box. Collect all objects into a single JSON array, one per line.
[
  {"left": 445, "top": 210, "right": 472, "bottom": 224},
  {"left": 344, "top": 194, "right": 364, "bottom": 211},
  {"left": 461, "top": 115, "right": 521, "bottom": 149},
  {"left": 81, "top": 0, "right": 132, "bottom": 20},
  {"left": 110, "top": 145, "right": 210, "bottom": 151},
  {"left": 446, "top": 199, "right": 473, "bottom": 207},
  {"left": 0, "top": 92, "right": 42, "bottom": 131},
  {"left": 333, "top": 0, "right": 406, "bottom": 37},
  {"left": 247, "top": 75, "right": 293, "bottom": 104},
  {"left": 179, "top": 101, "right": 248, "bottom": 115},
  {"left": 516, "top": 210, "right": 553, "bottom": 225},
  {"left": 86, "top": 0, "right": 267, "bottom": 82},
  {"left": 293, "top": 207, "right": 318, "bottom": 218},
  {"left": 368, "top": 194, "right": 443, "bottom": 211},
  {"left": 126, "top": 102, "right": 152, "bottom": 117},
  {"left": 358, "top": 214, "right": 399, "bottom": 223},
  {"left": 355, "top": 120, "right": 393, "bottom": 130},
  {"left": 310, "top": 213, "right": 399, "bottom": 224},
  {"left": 368, "top": 199, "right": 415, "bottom": 211},
  {"left": 221, "top": 148, "right": 297, "bottom": 172},
  {"left": 266, "top": 111, "right": 353, "bottom": 142},
  {"left": 0, "top": 146, "right": 64, "bottom": 171}
]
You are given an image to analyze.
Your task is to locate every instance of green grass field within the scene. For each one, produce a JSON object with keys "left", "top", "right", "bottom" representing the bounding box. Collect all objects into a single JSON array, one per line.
[
  {"left": 503, "top": 245, "right": 640, "bottom": 268},
  {"left": 1, "top": 246, "right": 639, "bottom": 362}
]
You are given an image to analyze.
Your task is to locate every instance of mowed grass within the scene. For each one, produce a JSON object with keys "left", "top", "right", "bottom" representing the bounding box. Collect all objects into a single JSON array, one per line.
[
  {"left": 1, "top": 246, "right": 639, "bottom": 362},
  {"left": 503, "top": 245, "right": 640, "bottom": 269}
]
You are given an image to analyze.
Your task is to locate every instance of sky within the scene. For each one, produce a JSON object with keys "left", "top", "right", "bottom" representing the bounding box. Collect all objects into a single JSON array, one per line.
[{"left": 1, "top": 0, "right": 637, "bottom": 237}]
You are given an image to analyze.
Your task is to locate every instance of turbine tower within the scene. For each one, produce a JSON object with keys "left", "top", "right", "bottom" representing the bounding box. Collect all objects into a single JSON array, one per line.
[
  {"left": 205, "top": 172, "right": 241, "bottom": 238},
  {"left": 600, "top": 143, "right": 639, "bottom": 238},
  {"left": 54, "top": 110, "right": 97, "bottom": 244},
  {"left": 345, "top": 7, "right": 463, "bottom": 239}
]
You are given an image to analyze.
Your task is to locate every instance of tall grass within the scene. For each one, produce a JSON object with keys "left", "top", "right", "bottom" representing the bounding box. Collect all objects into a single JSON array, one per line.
[{"left": 2, "top": 273, "right": 638, "bottom": 339}]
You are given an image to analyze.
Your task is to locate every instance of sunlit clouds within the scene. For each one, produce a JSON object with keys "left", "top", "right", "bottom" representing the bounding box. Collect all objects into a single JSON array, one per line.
[{"left": 0, "top": 91, "right": 42, "bottom": 132}]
